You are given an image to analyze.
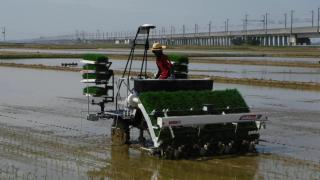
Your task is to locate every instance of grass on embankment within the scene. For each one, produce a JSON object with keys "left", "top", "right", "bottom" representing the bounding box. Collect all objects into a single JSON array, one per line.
[{"left": 0, "top": 62, "right": 319, "bottom": 91}]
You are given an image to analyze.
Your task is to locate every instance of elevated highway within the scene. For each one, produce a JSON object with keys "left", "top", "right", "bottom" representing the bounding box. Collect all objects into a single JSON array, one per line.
[{"left": 111, "top": 26, "right": 320, "bottom": 46}]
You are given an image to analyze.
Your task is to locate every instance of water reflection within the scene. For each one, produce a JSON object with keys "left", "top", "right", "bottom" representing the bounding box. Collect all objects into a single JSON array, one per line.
[
  {"left": 87, "top": 145, "right": 320, "bottom": 179},
  {"left": 88, "top": 145, "right": 260, "bottom": 179}
]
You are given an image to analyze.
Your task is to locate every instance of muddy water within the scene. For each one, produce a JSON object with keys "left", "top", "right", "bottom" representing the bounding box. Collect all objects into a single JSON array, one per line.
[
  {"left": 0, "top": 67, "right": 319, "bottom": 179},
  {"left": 2, "top": 58, "right": 320, "bottom": 83}
]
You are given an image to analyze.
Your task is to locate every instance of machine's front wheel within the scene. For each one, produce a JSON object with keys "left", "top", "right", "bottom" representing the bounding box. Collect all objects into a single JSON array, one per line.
[{"left": 111, "top": 118, "right": 130, "bottom": 146}]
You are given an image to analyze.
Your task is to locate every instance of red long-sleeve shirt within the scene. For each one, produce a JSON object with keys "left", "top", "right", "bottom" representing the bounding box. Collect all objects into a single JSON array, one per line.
[{"left": 156, "top": 55, "right": 173, "bottom": 79}]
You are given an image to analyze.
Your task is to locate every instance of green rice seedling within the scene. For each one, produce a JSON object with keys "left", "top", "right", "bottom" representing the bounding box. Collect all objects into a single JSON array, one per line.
[
  {"left": 82, "top": 71, "right": 113, "bottom": 80},
  {"left": 82, "top": 64, "right": 108, "bottom": 72},
  {"left": 83, "top": 86, "right": 107, "bottom": 96},
  {"left": 82, "top": 54, "right": 108, "bottom": 63},
  {"left": 168, "top": 54, "right": 189, "bottom": 78},
  {"left": 168, "top": 54, "right": 189, "bottom": 64},
  {"left": 172, "top": 64, "right": 188, "bottom": 73},
  {"left": 139, "top": 89, "right": 249, "bottom": 125}
]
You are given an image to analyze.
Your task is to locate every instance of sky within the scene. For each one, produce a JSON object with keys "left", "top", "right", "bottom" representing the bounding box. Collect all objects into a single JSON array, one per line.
[{"left": 0, "top": 0, "right": 319, "bottom": 40}]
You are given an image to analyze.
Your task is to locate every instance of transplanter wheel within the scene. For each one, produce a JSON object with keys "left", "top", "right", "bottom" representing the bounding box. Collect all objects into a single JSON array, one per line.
[{"left": 111, "top": 118, "right": 130, "bottom": 145}]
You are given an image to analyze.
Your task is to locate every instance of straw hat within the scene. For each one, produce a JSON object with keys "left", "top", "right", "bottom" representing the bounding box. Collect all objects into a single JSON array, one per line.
[{"left": 150, "top": 43, "right": 166, "bottom": 51}]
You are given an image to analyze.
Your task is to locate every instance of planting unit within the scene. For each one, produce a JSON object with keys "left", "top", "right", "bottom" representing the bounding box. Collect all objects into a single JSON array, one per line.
[{"left": 81, "top": 54, "right": 114, "bottom": 102}]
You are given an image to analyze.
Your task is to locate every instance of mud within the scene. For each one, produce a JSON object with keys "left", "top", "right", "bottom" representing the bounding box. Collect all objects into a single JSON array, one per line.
[{"left": 0, "top": 67, "right": 319, "bottom": 179}]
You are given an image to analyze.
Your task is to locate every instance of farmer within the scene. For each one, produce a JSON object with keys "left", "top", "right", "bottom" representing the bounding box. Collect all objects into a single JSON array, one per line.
[{"left": 151, "top": 43, "right": 173, "bottom": 79}]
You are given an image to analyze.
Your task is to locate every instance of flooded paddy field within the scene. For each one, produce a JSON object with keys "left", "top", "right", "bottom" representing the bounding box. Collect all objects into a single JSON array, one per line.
[
  {"left": 0, "top": 66, "right": 319, "bottom": 179},
  {"left": 2, "top": 58, "right": 320, "bottom": 83},
  {"left": 194, "top": 56, "right": 320, "bottom": 64}
]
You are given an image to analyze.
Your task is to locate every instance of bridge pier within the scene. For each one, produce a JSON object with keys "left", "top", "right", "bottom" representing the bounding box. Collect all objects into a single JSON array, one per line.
[
  {"left": 289, "top": 35, "right": 297, "bottom": 46},
  {"left": 272, "top": 36, "right": 275, "bottom": 46}
]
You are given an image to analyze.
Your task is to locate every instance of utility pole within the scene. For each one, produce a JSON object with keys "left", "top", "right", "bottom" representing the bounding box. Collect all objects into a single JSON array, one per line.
[
  {"left": 243, "top": 14, "right": 248, "bottom": 40},
  {"left": 75, "top": 30, "right": 79, "bottom": 40},
  {"left": 96, "top": 29, "right": 100, "bottom": 40},
  {"left": 226, "top": 19, "right": 229, "bottom": 32},
  {"left": 208, "top": 21, "right": 212, "bottom": 36},
  {"left": 182, "top": 24, "right": 186, "bottom": 37},
  {"left": 162, "top": 27, "right": 166, "bottom": 36},
  {"left": 284, "top": 13, "right": 287, "bottom": 29},
  {"left": 291, "top": 10, "right": 294, "bottom": 34},
  {"left": 194, "top": 24, "right": 198, "bottom": 36},
  {"left": 311, "top": 10, "right": 314, "bottom": 27},
  {"left": 243, "top": 14, "right": 248, "bottom": 32},
  {"left": 262, "top": 15, "right": 265, "bottom": 30},
  {"left": 265, "top": 13, "right": 268, "bottom": 34},
  {"left": 318, "top": 7, "right": 320, "bottom": 33},
  {"left": 2, "top": 27, "right": 5, "bottom": 41}
]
